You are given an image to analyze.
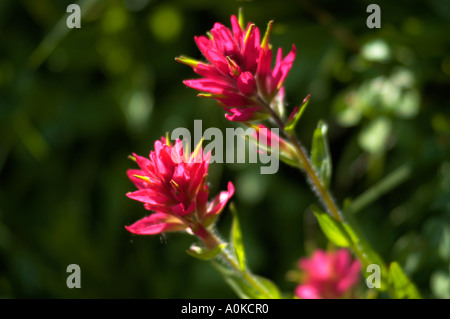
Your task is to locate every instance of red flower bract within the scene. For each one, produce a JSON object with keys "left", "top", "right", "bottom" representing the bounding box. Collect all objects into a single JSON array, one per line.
[
  {"left": 177, "top": 15, "right": 296, "bottom": 122},
  {"left": 126, "top": 137, "right": 234, "bottom": 236}
]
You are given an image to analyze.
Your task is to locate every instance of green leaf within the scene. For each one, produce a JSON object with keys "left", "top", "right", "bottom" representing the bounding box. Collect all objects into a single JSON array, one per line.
[
  {"left": 311, "top": 120, "right": 332, "bottom": 189},
  {"left": 285, "top": 94, "right": 310, "bottom": 134},
  {"left": 253, "top": 276, "right": 282, "bottom": 299},
  {"left": 186, "top": 243, "right": 227, "bottom": 261},
  {"left": 212, "top": 262, "right": 253, "bottom": 299},
  {"left": 388, "top": 261, "right": 422, "bottom": 299},
  {"left": 312, "top": 206, "right": 351, "bottom": 247},
  {"left": 358, "top": 117, "right": 392, "bottom": 154},
  {"left": 230, "top": 204, "right": 246, "bottom": 271},
  {"left": 29, "top": 0, "right": 99, "bottom": 68},
  {"left": 211, "top": 262, "right": 281, "bottom": 299},
  {"left": 345, "top": 164, "right": 412, "bottom": 215},
  {"left": 430, "top": 269, "right": 450, "bottom": 299}
]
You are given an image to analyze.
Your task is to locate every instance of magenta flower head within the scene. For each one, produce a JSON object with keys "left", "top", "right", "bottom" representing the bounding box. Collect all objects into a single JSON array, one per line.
[
  {"left": 176, "top": 13, "right": 296, "bottom": 122},
  {"left": 126, "top": 137, "right": 234, "bottom": 240},
  {"left": 295, "top": 249, "right": 361, "bottom": 299}
]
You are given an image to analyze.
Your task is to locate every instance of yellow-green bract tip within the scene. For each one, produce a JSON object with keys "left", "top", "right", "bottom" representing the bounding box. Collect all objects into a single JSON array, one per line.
[
  {"left": 238, "top": 8, "right": 245, "bottom": 29},
  {"left": 243, "top": 24, "right": 255, "bottom": 45},
  {"left": 261, "top": 20, "right": 274, "bottom": 50},
  {"left": 128, "top": 155, "right": 137, "bottom": 162},
  {"left": 175, "top": 56, "right": 200, "bottom": 67},
  {"left": 133, "top": 174, "right": 151, "bottom": 182}
]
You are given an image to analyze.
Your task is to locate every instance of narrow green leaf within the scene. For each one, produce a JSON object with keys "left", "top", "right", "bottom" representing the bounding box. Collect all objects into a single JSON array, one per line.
[
  {"left": 285, "top": 94, "right": 310, "bottom": 134},
  {"left": 211, "top": 262, "right": 281, "bottom": 299},
  {"left": 346, "top": 164, "right": 412, "bottom": 215},
  {"left": 230, "top": 204, "right": 246, "bottom": 271},
  {"left": 29, "top": 0, "right": 99, "bottom": 68},
  {"left": 312, "top": 206, "right": 351, "bottom": 247},
  {"left": 253, "top": 276, "right": 282, "bottom": 299},
  {"left": 311, "top": 120, "right": 332, "bottom": 189},
  {"left": 388, "top": 262, "right": 422, "bottom": 299},
  {"left": 186, "top": 243, "right": 227, "bottom": 261},
  {"left": 211, "top": 262, "right": 252, "bottom": 299}
]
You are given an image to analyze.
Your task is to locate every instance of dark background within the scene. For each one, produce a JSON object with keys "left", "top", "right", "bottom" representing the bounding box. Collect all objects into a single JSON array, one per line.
[{"left": 0, "top": 0, "right": 449, "bottom": 298}]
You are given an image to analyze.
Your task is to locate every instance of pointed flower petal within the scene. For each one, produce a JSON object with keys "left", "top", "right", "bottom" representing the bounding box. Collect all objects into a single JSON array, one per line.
[
  {"left": 206, "top": 182, "right": 235, "bottom": 217},
  {"left": 125, "top": 213, "right": 186, "bottom": 235}
]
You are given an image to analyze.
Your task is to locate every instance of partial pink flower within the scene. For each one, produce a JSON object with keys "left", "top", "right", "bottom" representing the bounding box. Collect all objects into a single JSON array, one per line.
[
  {"left": 126, "top": 137, "right": 234, "bottom": 237},
  {"left": 177, "top": 15, "right": 296, "bottom": 122},
  {"left": 295, "top": 249, "right": 361, "bottom": 299},
  {"left": 252, "top": 124, "right": 298, "bottom": 164}
]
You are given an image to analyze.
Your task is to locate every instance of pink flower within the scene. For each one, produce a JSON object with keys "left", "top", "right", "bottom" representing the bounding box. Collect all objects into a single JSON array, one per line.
[
  {"left": 177, "top": 15, "right": 296, "bottom": 122},
  {"left": 295, "top": 249, "right": 361, "bottom": 299},
  {"left": 126, "top": 137, "right": 234, "bottom": 237},
  {"left": 252, "top": 124, "right": 299, "bottom": 165},
  {"left": 253, "top": 124, "right": 283, "bottom": 149}
]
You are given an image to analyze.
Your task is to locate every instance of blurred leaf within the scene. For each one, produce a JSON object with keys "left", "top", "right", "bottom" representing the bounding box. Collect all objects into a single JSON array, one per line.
[
  {"left": 358, "top": 117, "right": 392, "bottom": 154},
  {"left": 361, "top": 39, "right": 391, "bottom": 63},
  {"left": 253, "top": 275, "right": 281, "bottom": 299},
  {"left": 312, "top": 206, "right": 351, "bottom": 247},
  {"left": 430, "top": 269, "right": 450, "bottom": 299},
  {"left": 148, "top": 5, "right": 183, "bottom": 43},
  {"left": 388, "top": 261, "right": 422, "bottom": 299},
  {"left": 186, "top": 243, "right": 227, "bottom": 261},
  {"left": 211, "top": 262, "right": 280, "bottom": 299},
  {"left": 28, "top": 0, "right": 99, "bottom": 68},
  {"left": 438, "top": 224, "right": 450, "bottom": 262},
  {"left": 230, "top": 204, "right": 246, "bottom": 271},
  {"left": 211, "top": 261, "right": 252, "bottom": 299},
  {"left": 311, "top": 120, "right": 332, "bottom": 189},
  {"left": 347, "top": 164, "right": 412, "bottom": 214},
  {"left": 333, "top": 90, "right": 362, "bottom": 127}
]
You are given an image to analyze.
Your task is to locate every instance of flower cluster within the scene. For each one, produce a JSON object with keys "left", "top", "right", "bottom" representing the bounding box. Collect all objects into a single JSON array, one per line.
[
  {"left": 122, "top": 10, "right": 422, "bottom": 301},
  {"left": 177, "top": 15, "right": 296, "bottom": 122},
  {"left": 295, "top": 249, "right": 361, "bottom": 299},
  {"left": 126, "top": 137, "right": 234, "bottom": 239}
]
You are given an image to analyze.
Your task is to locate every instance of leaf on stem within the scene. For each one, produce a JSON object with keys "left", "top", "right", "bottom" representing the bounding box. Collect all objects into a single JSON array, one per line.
[
  {"left": 388, "top": 261, "right": 422, "bottom": 299},
  {"left": 312, "top": 206, "right": 351, "bottom": 247},
  {"left": 212, "top": 261, "right": 253, "bottom": 299},
  {"left": 186, "top": 243, "right": 227, "bottom": 261},
  {"left": 285, "top": 94, "right": 310, "bottom": 134},
  {"left": 230, "top": 203, "right": 246, "bottom": 271},
  {"left": 211, "top": 262, "right": 281, "bottom": 299},
  {"left": 311, "top": 120, "right": 332, "bottom": 189},
  {"left": 253, "top": 275, "right": 282, "bottom": 299}
]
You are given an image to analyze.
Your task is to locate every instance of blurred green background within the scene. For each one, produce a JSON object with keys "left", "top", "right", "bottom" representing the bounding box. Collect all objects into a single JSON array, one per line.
[{"left": 0, "top": 0, "right": 449, "bottom": 298}]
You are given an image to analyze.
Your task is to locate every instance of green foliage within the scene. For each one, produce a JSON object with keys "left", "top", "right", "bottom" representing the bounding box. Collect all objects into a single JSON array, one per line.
[
  {"left": 230, "top": 204, "right": 246, "bottom": 272},
  {"left": 0, "top": 0, "right": 448, "bottom": 298},
  {"left": 311, "top": 120, "right": 332, "bottom": 189},
  {"left": 186, "top": 243, "right": 227, "bottom": 261},
  {"left": 388, "top": 262, "right": 422, "bottom": 299},
  {"left": 312, "top": 207, "right": 351, "bottom": 247},
  {"left": 212, "top": 261, "right": 281, "bottom": 299}
]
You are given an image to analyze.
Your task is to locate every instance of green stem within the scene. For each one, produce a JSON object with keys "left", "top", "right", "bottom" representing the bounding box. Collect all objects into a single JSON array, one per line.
[
  {"left": 347, "top": 163, "right": 412, "bottom": 215},
  {"left": 258, "top": 98, "right": 396, "bottom": 296},
  {"left": 195, "top": 224, "right": 274, "bottom": 299},
  {"left": 259, "top": 98, "right": 343, "bottom": 222}
]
